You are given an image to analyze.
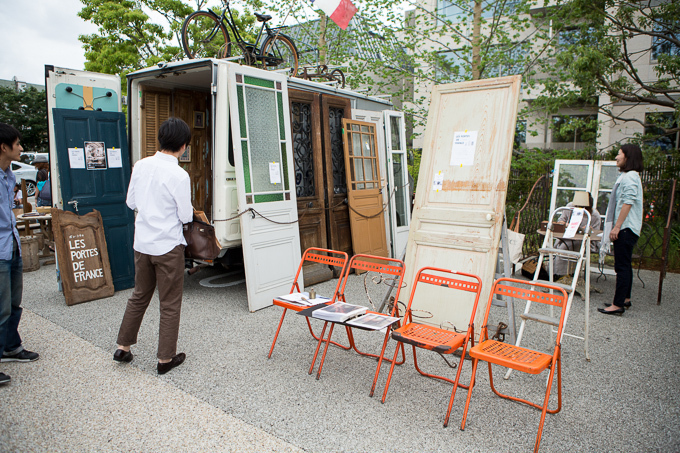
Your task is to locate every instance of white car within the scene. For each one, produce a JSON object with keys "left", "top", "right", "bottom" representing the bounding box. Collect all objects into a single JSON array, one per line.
[{"left": 11, "top": 162, "right": 39, "bottom": 197}]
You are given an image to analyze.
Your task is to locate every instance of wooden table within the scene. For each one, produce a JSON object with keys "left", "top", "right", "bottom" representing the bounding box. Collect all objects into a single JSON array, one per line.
[{"left": 16, "top": 213, "right": 54, "bottom": 263}]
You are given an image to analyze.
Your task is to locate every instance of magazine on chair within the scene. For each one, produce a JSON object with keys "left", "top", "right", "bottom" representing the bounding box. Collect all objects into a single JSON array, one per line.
[
  {"left": 346, "top": 313, "right": 400, "bottom": 330},
  {"left": 312, "top": 302, "right": 367, "bottom": 323}
]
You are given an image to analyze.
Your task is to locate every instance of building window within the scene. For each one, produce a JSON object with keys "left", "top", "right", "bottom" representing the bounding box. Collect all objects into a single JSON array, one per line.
[
  {"left": 551, "top": 114, "right": 597, "bottom": 144},
  {"left": 436, "top": 0, "right": 505, "bottom": 22},
  {"left": 434, "top": 50, "right": 469, "bottom": 83},
  {"left": 485, "top": 44, "right": 528, "bottom": 78},
  {"left": 514, "top": 120, "right": 526, "bottom": 149},
  {"left": 557, "top": 27, "right": 597, "bottom": 48},
  {"left": 644, "top": 112, "right": 678, "bottom": 152},
  {"left": 651, "top": 22, "right": 680, "bottom": 60}
]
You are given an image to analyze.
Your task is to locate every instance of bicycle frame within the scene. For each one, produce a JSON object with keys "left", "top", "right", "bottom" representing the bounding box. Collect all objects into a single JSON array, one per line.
[{"left": 214, "top": 0, "right": 282, "bottom": 59}]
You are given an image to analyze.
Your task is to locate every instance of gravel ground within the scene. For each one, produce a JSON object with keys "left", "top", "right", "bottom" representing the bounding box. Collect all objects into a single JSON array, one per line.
[{"left": 1, "top": 260, "right": 679, "bottom": 452}]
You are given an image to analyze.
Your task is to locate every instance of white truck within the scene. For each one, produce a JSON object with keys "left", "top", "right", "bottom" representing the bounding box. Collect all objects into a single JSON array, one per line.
[{"left": 46, "top": 59, "right": 410, "bottom": 311}]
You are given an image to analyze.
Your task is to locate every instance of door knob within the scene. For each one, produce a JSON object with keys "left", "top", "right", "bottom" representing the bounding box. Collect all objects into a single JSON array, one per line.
[{"left": 486, "top": 213, "right": 494, "bottom": 221}]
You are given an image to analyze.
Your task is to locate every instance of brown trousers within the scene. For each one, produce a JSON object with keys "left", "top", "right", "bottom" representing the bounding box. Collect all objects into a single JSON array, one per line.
[{"left": 116, "top": 245, "right": 185, "bottom": 360}]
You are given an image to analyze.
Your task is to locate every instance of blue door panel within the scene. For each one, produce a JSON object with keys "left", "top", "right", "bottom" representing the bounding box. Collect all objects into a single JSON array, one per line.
[{"left": 52, "top": 109, "right": 135, "bottom": 291}]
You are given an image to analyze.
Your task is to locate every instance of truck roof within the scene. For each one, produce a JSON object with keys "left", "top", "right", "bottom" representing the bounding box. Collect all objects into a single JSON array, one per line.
[{"left": 126, "top": 58, "right": 393, "bottom": 107}]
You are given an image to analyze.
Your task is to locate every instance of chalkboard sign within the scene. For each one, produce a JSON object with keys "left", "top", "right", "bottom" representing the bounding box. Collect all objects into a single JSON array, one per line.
[{"left": 51, "top": 208, "right": 115, "bottom": 305}]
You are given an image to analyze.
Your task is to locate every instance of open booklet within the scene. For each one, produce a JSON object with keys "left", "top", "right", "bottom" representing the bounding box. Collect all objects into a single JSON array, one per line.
[
  {"left": 277, "top": 292, "right": 331, "bottom": 306},
  {"left": 312, "top": 302, "right": 367, "bottom": 323},
  {"left": 345, "top": 313, "right": 400, "bottom": 330}
]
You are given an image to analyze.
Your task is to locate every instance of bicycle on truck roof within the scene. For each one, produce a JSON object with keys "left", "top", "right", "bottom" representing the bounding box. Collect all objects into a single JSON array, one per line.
[{"left": 181, "top": 0, "right": 300, "bottom": 76}]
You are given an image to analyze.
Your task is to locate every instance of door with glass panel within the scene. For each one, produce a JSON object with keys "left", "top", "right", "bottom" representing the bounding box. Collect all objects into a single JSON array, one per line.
[
  {"left": 384, "top": 111, "right": 411, "bottom": 258},
  {"left": 549, "top": 160, "right": 595, "bottom": 215},
  {"left": 227, "top": 65, "right": 301, "bottom": 311},
  {"left": 342, "top": 118, "right": 389, "bottom": 258},
  {"left": 288, "top": 89, "right": 331, "bottom": 284},
  {"left": 550, "top": 160, "right": 616, "bottom": 217},
  {"left": 321, "top": 95, "right": 352, "bottom": 258}
]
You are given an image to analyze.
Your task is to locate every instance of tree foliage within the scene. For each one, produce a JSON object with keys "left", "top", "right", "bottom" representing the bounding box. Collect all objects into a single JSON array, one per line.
[
  {"left": 530, "top": 0, "right": 680, "bottom": 151},
  {"left": 78, "top": 0, "right": 257, "bottom": 93},
  {"left": 0, "top": 87, "right": 48, "bottom": 153}
]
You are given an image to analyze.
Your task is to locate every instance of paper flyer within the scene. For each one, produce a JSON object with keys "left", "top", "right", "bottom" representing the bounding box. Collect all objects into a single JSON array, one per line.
[
  {"left": 432, "top": 171, "right": 443, "bottom": 192},
  {"left": 450, "top": 131, "right": 478, "bottom": 167},
  {"left": 108, "top": 148, "right": 123, "bottom": 168},
  {"left": 563, "top": 208, "right": 585, "bottom": 238},
  {"left": 68, "top": 147, "right": 85, "bottom": 169},
  {"left": 269, "top": 162, "right": 281, "bottom": 184}
]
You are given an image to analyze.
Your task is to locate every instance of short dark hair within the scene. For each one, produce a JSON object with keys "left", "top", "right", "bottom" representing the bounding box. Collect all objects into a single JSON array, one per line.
[
  {"left": 620, "top": 144, "right": 644, "bottom": 173},
  {"left": 0, "top": 123, "right": 21, "bottom": 149},
  {"left": 158, "top": 117, "right": 191, "bottom": 153}
]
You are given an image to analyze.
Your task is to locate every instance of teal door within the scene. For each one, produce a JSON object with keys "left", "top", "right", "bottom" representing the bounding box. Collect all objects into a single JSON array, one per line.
[{"left": 52, "top": 109, "right": 135, "bottom": 291}]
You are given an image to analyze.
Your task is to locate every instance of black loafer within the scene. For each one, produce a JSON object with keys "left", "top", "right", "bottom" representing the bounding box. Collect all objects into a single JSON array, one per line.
[
  {"left": 605, "top": 302, "right": 631, "bottom": 309},
  {"left": 157, "top": 353, "right": 186, "bottom": 375},
  {"left": 598, "top": 307, "right": 625, "bottom": 316},
  {"left": 113, "top": 349, "right": 133, "bottom": 363}
]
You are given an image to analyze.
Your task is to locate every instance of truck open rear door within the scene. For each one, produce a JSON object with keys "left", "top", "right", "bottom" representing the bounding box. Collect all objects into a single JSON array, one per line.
[{"left": 226, "top": 65, "right": 301, "bottom": 312}]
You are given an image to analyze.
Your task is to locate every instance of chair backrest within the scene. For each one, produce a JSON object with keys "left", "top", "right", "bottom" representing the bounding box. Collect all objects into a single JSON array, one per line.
[
  {"left": 404, "top": 267, "right": 483, "bottom": 329},
  {"left": 339, "top": 254, "right": 405, "bottom": 316},
  {"left": 289, "top": 248, "right": 349, "bottom": 303},
  {"left": 482, "top": 278, "right": 568, "bottom": 343}
]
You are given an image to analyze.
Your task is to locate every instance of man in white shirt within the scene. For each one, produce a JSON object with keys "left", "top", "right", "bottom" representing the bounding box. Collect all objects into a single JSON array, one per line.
[{"left": 114, "top": 117, "right": 193, "bottom": 375}]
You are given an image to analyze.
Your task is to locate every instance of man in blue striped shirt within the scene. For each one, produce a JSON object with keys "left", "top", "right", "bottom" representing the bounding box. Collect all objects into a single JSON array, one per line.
[{"left": 0, "top": 123, "right": 40, "bottom": 386}]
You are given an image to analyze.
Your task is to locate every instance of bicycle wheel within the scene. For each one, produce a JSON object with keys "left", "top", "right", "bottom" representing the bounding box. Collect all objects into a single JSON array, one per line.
[
  {"left": 181, "top": 11, "right": 230, "bottom": 59},
  {"left": 260, "top": 34, "right": 299, "bottom": 76},
  {"left": 330, "top": 69, "right": 346, "bottom": 88}
]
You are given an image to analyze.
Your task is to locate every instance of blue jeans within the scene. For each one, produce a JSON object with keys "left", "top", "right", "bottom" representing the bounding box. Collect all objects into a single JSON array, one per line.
[{"left": 0, "top": 243, "right": 23, "bottom": 356}]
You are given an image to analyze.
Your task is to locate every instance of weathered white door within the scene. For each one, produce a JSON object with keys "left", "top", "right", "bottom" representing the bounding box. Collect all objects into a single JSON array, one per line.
[
  {"left": 383, "top": 111, "right": 411, "bottom": 258},
  {"left": 227, "top": 65, "right": 301, "bottom": 311},
  {"left": 404, "top": 76, "right": 521, "bottom": 331}
]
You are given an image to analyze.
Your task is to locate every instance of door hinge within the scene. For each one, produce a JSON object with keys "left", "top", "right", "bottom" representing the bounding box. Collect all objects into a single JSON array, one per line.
[{"left": 211, "top": 84, "right": 218, "bottom": 94}]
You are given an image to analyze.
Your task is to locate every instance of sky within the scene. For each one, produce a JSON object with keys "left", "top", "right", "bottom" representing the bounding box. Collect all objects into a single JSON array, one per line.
[{"left": 0, "top": 0, "right": 98, "bottom": 85}]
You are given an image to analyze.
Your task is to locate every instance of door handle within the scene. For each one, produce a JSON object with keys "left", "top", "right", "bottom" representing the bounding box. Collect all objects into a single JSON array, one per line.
[
  {"left": 67, "top": 200, "right": 79, "bottom": 214},
  {"left": 486, "top": 213, "right": 494, "bottom": 222}
]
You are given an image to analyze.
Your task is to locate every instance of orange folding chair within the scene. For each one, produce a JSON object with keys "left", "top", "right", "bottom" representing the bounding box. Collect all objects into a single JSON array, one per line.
[
  {"left": 309, "top": 254, "right": 407, "bottom": 380},
  {"left": 268, "top": 247, "right": 349, "bottom": 359},
  {"left": 374, "top": 267, "right": 482, "bottom": 428},
  {"left": 461, "top": 278, "right": 568, "bottom": 453}
]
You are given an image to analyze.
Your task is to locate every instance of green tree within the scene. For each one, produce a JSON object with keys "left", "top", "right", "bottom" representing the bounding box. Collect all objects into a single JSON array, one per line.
[
  {"left": 529, "top": 0, "right": 680, "bottom": 153},
  {"left": 0, "top": 87, "right": 48, "bottom": 153},
  {"left": 78, "top": 0, "right": 192, "bottom": 90},
  {"left": 78, "top": 0, "right": 257, "bottom": 93}
]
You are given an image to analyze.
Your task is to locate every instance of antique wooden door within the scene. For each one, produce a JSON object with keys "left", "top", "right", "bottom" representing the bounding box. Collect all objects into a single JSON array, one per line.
[
  {"left": 321, "top": 95, "right": 352, "bottom": 259},
  {"left": 52, "top": 109, "right": 135, "bottom": 291},
  {"left": 288, "top": 89, "right": 332, "bottom": 284},
  {"left": 227, "top": 65, "right": 301, "bottom": 311},
  {"left": 404, "top": 76, "right": 522, "bottom": 330},
  {"left": 342, "top": 118, "right": 389, "bottom": 258}
]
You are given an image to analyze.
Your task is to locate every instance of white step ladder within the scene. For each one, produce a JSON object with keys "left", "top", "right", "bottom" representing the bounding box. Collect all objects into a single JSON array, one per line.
[
  {"left": 490, "top": 217, "right": 517, "bottom": 345},
  {"left": 505, "top": 207, "right": 592, "bottom": 380}
]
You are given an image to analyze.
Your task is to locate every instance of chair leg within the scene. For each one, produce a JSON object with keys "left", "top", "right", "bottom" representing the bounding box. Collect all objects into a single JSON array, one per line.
[
  {"left": 534, "top": 358, "right": 559, "bottom": 453},
  {"left": 376, "top": 340, "right": 402, "bottom": 400},
  {"left": 309, "top": 321, "right": 329, "bottom": 375},
  {"left": 443, "top": 340, "right": 470, "bottom": 428},
  {"left": 268, "top": 308, "right": 289, "bottom": 359},
  {"left": 460, "top": 357, "right": 479, "bottom": 431},
  {"left": 305, "top": 317, "right": 351, "bottom": 350},
  {"left": 315, "top": 323, "right": 336, "bottom": 380}
]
